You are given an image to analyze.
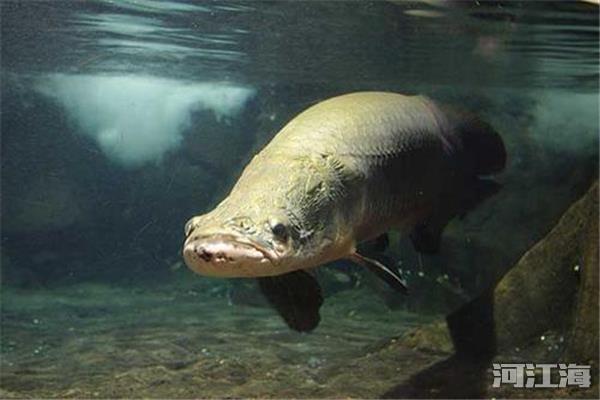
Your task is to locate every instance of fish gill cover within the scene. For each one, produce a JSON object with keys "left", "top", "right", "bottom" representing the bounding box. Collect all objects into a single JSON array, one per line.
[{"left": 36, "top": 74, "right": 255, "bottom": 167}]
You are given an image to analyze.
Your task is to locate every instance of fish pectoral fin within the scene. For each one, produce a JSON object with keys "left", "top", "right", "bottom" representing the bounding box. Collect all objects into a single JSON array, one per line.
[
  {"left": 350, "top": 252, "right": 408, "bottom": 294},
  {"left": 257, "top": 270, "right": 323, "bottom": 333}
]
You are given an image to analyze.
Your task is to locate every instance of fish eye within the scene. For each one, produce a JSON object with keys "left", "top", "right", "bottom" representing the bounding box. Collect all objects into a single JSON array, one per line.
[
  {"left": 271, "top": 222, "right": 288, "bottom": 241},
  {"left": 184, "top": 219, "right": 195, "bottom": 237}
]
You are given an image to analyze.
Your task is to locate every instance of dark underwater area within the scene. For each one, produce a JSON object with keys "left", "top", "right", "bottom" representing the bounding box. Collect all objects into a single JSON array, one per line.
[{"left": 1, "top": 1, "right": 599, "bottom": 398}]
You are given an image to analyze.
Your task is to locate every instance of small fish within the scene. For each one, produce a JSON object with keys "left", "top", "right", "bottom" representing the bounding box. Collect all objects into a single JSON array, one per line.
[{"left": 183, "top": 92, "right": 506, "bottom": 332}]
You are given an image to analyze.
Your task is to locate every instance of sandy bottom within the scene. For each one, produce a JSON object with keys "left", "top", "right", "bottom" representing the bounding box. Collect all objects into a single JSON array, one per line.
[
  {"left": 0, "top": 279, "right": 442, "bottom": 398},
  {"left": 0, "top": 279, "right": 596, "bottom": 398}
]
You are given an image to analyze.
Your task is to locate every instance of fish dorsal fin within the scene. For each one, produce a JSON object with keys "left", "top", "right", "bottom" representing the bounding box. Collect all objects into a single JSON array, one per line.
[
  {"left": 350, "top": 252, "right": 408, "bottom": 294},
  {"left": 257, "top": 270, "right": 323, "bottom": 332}
]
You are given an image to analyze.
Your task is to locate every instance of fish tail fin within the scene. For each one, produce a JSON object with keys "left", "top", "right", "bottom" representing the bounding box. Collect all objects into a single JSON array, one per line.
[
  {"left": 447, "top": 108, "right": 506, "bottom": 218},
  {"left": 408, "top": 107, "right": 506, "bottom": 255},
  {"left": 452, "top": 109, "right": 507, "bottom": 176}
]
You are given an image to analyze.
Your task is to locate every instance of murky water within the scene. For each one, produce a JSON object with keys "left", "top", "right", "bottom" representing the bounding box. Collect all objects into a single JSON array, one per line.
[{"left": 1, "top": 1, "right": 598, "bottom": 398}]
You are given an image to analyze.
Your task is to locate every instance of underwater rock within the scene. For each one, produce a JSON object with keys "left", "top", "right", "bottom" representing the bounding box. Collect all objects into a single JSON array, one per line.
[
  {"left": 492, "top": 180, "right": 598, "bottom": 355},
  {"left": 400, "top": 321, "right": 453, "bottom": 354},
  {"left": 387, "top": 182, "right": 598, "bottom": 399},
  {"left": 564, "top": 182, "right": 599, "bottom": 367},
  {"left": 447, "top": 180, "right": 598, "bottom": 364}
]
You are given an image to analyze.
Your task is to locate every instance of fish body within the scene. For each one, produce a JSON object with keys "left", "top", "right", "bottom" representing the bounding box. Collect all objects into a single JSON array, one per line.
[{"left": 183, "top": 92, "right": 505, "bottom": 331}]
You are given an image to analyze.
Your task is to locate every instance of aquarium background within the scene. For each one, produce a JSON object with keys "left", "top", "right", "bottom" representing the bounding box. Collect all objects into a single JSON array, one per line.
[{"left": 1, "top": 1, "right": 598, "bottom": 398}]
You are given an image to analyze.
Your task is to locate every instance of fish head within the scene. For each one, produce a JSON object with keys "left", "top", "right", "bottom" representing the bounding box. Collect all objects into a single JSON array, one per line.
[
  {"left": 183, "top": 154, "right": 351, "bottom": 278},
  {"left": 183, "top": 208, "right": 309, "bottom": 278}
]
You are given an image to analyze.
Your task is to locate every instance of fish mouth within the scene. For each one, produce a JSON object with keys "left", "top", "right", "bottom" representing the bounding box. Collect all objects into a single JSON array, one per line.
[{"left": 183, "top": 234, "right": 277, "bottom": 277}]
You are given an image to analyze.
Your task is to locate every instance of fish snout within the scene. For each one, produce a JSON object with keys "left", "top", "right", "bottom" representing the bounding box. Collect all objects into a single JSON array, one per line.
[
  {"left": 183, "top": 235, "right": 272, "bottom": 277},
  {"left": 187, "top": 243, "right": 228, "bottom": 263}
]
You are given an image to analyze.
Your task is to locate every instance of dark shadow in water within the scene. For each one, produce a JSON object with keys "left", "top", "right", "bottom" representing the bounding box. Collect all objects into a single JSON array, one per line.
[
  {"left": 445, "top": 288, "right": 496, "bottom": 358},
  {"left": 382, "top": 354, "right": 492, "bottom": 399},
  {"left": 383, "top": 290, "right": 496, "bottom": 399}
]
